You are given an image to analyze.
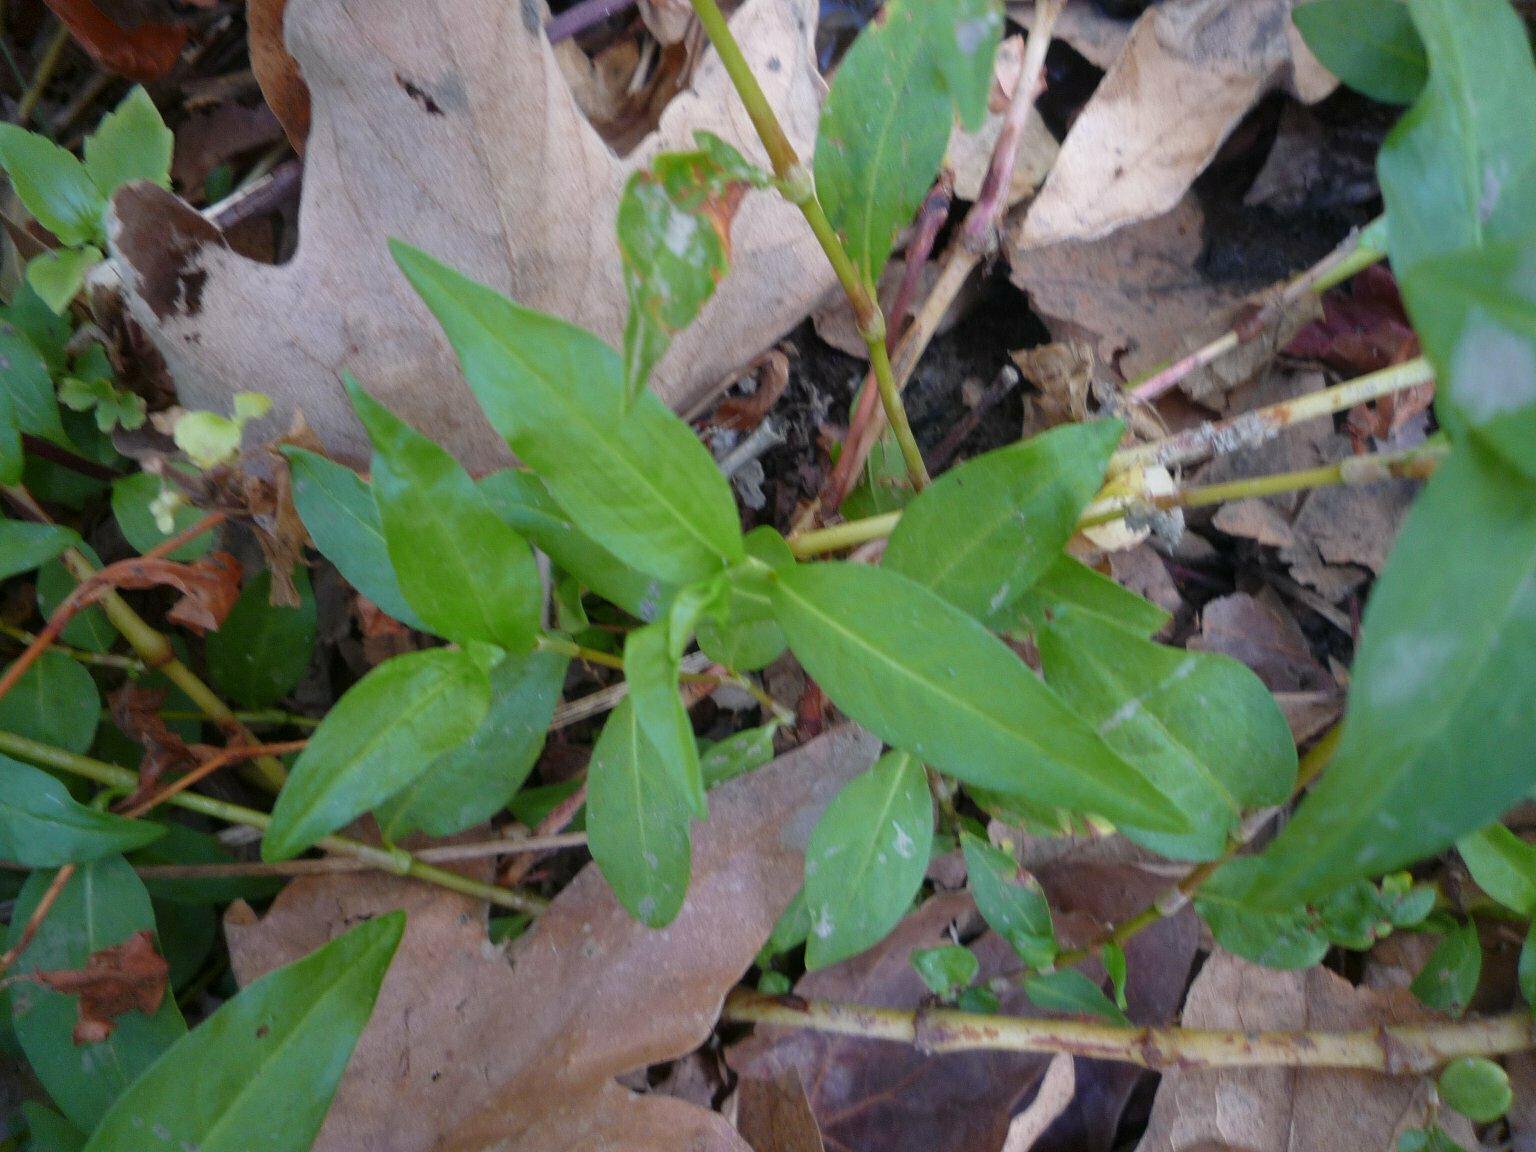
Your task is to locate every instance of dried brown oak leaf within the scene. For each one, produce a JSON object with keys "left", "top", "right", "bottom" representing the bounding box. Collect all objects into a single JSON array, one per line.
[
  {"left": 109, "top": 0, "right": 832, "bottom": 472},
  {"left": 30, "top": 930, "right": 170, "bottom": 1045},
  {"left": 1139, "top": 950, "right": 1475, "bottom": 1152},
  {"left": 223, "top": 726, "right": 880, "bottom": 1151}
]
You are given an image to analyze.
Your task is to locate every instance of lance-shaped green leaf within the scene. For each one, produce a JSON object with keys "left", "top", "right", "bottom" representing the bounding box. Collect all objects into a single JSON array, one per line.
[
  {"left": 1024, "top": 969, "right": 1131, "bottom": 1027},
  {"left": 0, "top": 388, "right": 20, "bottom": 486},
  {"left": 1376, "top": 0, "right": 1536, "bottom": 278},
  {"left": 348, "top": 379, "right": 539, "bottom": 652},
  {"left": 619, "top": 136, "right": 768, "bottom": 404},
  {"left": 814, "top": 0, "right": 1002, "bottom": 286},
  {"left": 0, "top": 758, "right": 164, "bottom": 866},
  {"left": 960, "top": 831, "right": 1056, "bottom": 967},
  {"left": 0, "top": 650, "right": 99, "bottom": 755},
  {"left": 282, "top": 447, "right": 427, "bottom": 630},
  {"left": 7, "top": 858, "right": 186, "bottom": 1131},
  {"left": 263, "top": 649, "right": 490, "bottom": 860},
  {"left": 206, "top": 568, "right": 317, "bottom": 709},
  {"left": 0, "top": 520, "right": 78, "bottom": 581},
  {"left": 805, "top": 749, "right": 932, "bottom": 969},
  {"left": 885, "top": 420, "right": 1123, "bottom": 623},
  {"left": 0, "top": 126, "right": 104, "bottom": 246},
  {"left": 1292, "top": 0, "right": 1427, "bottom": 104},
  {"left": 22, "top": 1102, "right": 86, "bottom": 1152},
  {"left": 1402, "top": 238, "right": 1536, "bottom": 482},
  {"left": 1458, "top": 824, "right": 1536, "bottom": 917},
  {"left": 478, "top": 468, "right": 671, "bottom": 621},
  {"left": 82, "top": 86, "right": 173, "bottom": 198},
  {"left": 700, "top": 723, "right": 779, "bottom": 788},
  {"left": 1411, "top": 920, "right": 1481, "bottom": 1017},
  {"left": 1038, "top": 610, "right": 1296, "bottom": 861},
  {"left": 375, "top": 647, "right": 568, "bottom": 839},
  {"left": 696, "top": 527, "right": 792, "bottom": 671},
  {"left": 585, "top": 698, "right": 693, "bottom": 927},
  {"left": 1008, "top": 554, "right": 1170, "bottom": 640},
  {"left": 81, "top": 912, "right": 403, "bottom": 1152},
  {"left": 392, "top": 242, "right": 744, "bottom": 585},
  {"left": 770, "top": 561, "right": 1188, "bottom": 833},
  {"left": 1238, "top": 447, "right": 1536, "bottom": 909},
  {"left": 0, "top": 319, "right": 67, "bottom": 445}
]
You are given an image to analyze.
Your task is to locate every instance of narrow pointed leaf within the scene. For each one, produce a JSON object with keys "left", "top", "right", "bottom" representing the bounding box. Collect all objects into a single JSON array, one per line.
[
  {"left": 349, "top": 380, "right": 539, "bottom": 651},
  {"left": 1039, "top": 610, "right": 1296, "bottom": 861},
  {"left": 282, "top": 447, "right": 427, "bottom": 630},
  {"left": 770, "top": 561, "right": 1189, "bottom": 833},
  {"left": 375, "top": 647, "right": 568, "bottom": 838},
  {"left": 1240, "top": 447, "right": 1536, "bottom": 908},
  {"left": 960, "top": 830, "right": 1056, "bottom": 967},
  {"left": 392, "top": 242, "right": 744, "bottom": 584},
  {"left": 585, "top": 698, "right": 693, "bottom": 927},
  {"left": 7, "top": 858, "right": 185, "bottom": 1131},
  {"left": 1024, "top": 969, "right": 1131, "bottom": 1027},
  {"left": 624, "top": 616, "right": 708, "bottom": 819},
  {"left": 1457, "top": 824, "right": 1536, "bottom": 917},
  {"left": 885, "top": 420, "right": 1123, "bottom": 622},
  {"left": 206, "top": 568, "right": 317, "bottom": 709},
  {"left": 0, "top": 758, "right": 164, "bottom": 865},
  {"left": 263, "top": 649, "right": 490, "bottom": 860},
  {"left": 804, "top": 750, "right": 932, "bottom": 969},
  {"left": 81, "top": 912, "right": 404, "bottom": 1152}
]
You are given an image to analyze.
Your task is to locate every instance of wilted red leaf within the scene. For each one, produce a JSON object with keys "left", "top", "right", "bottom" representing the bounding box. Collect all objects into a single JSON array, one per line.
[
  {"left": 108, "top": 551, "right": 243, "bottom": 634},
  {"left": 44, "top": 0, "right": 187, "bottom": 81},
  {"left": 1286, "top": 265, "right": 1420, "bottom": 377},
  {"left": 32, "top": 930, "right": 169, "bottom": 1045}
]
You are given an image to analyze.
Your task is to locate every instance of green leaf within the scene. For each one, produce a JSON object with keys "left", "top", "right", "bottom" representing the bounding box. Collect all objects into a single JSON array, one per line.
[
  {"left": 1197, "top": 858, "right": 1330, "bottom": 969},
  {"left": 1401, "top": 237, "right": 1536, "bottom": 481},
  {"left": 804, "top": 750, "right": 931, "bottom": 969},
  {"left": 375, "top": 647, "right": 568, "bottom": 838},
  {"left": 111, "top": 471, "right": 214, "bottom": 561},
  {"left": 129, "top": 821, "right": 284, "bottom": 906},
  {"left": 770, "top": 561, "right": 1189, "bottom": 833},
  {"left": 585, "top": 698, "right": 693, "bottom": 928},
  {"left": 885, "top": 421, "right": 1124, "bottom": 623},
  {"left": 1399, "top": 1127, "right": 1471, "bottom": 1152},
  {"left": 1519, "top": 923, "right": 1536, "bottom": 1009},
  {"left": 206, "top": 568, "right": 317, "bottom": 709},
  {"left": 1458, "top": 824, "right": 1536, "bottom": 916},
  {"left": 0, "top": 520, "right": 78, "bottom": 581},
  {"left": 1238, "top": 448, "right": 1536, "bottom": 908},
  {"left": 80, "top": 912, "right": 403, "bottom": 1152},
  {"left": 22, "top": 1102, "right": 87, "bottom": 1152},
  {"left": 1410, "top": 921, "right": 1481, "bottom": 1017},
  {"left": 25, "top": 247, "right": 101, "bottom": 315},
  {"left": 1024, "top": 969, "right": 1131, "bottom": 1027},
  {"left": 960, "top": 831, "right": 1056, "bottom": 968},
  {"left": 1438, "top": 1057, "right": 1511, "bottom": 1123},
  {"left": 7, "top": 858, "right": 186, "bottom": 1131},
  {"left": 1103, "top": 942, "right": 1128, "bottom": 1010},
  {"left": 763, "top": 886, "right": 811, "bottom": 958},
  {"left": 1038, "top": 610, "right": 1297, "bottom": 861},
  {"left": 263, "top": 649, "right": 491, "bottom": 860},
  {"left": 618, "top": 139, "right": 767, "bottom": 403},
  {"left": 0, "top": 757, "right": 164, "bottom": 865},
  {"left": 1376, "top": 0, "right": 1536, "bottom": 278},
  {"left": 478, "top": 468, "right": 673, "bottom": 622},
  {"left": 0, "top": 320, "right": 66, "bottom": 446},
  {"left": 392, "top": 242, "right": 744, "bottom": 585},
  {"left": 58, "top": 368, "right": 146, "bottom": 434},
  {"left": 700, "top": 724, "right": 778, "bottom": 788},
  {"left": 624, "top": 593, "right": 716, "bottom": 818},
  {"left": 1008, "top": 554, "right": 1170, "bottom": 640},
  {"left": 0, "top": 650, "right": 99, "bottom": 755},
  {"left": 83, "top": 87, "right": 173, "bottom": 197},
  {"left": 0, "top": 386, "right": 21, "bottom": 485},
  {"left": 911, "top": 945, "right": 978, "bottom": 996},
  {"left": 153, "top": 898, "right": 215, "bottom": 989},
  {"left": 3, "top": 283, "right": 71, "bottom": 373},
  {"left": 696, "top": 528, "right": 791, "bottom": 671},
  {"left": 282, "top": 447, "right": 427, "bottom": 630},
  {"left": 38, "top": 547, "right": 114, "bottom": 654},
  {"left": 347, "top": 381, "right": 539, "bottom": 651},
  {"left": 1292, "top": 0, "right": 1427, "bottom": 104},
  {"left": 814, "top": 0, "right": 1002, "bottom": 286},
  {"left": 0, "top": 126, "right": 105, "bottom": 246}
]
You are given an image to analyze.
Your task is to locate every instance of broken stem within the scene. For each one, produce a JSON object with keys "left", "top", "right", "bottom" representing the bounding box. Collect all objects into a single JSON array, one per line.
[
  {"left": 0, "top": 729, "right": 548, "bottom": 915},
  {"left": 721, "top": 989, "right": 1536, "bottom": 1073}
]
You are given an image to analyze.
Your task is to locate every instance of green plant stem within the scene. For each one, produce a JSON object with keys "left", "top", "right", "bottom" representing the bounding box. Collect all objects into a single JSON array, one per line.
[
  {"left": 16, "top": 20, "right": 70, "bottom": 127},
  {"left": 721, "top": 988, "right": 1536, "bottom": 1072},
  {"left": 0, "top": 728, "right": 549, "bottom": 914},
  {"left": 0, "top": 622, "right": 144, "bottom": 671},
  {"left": 536, "top": 633, "right": 625, "bottom": 671},
  {"left": 152, "top": 708, "right": 322, "bottom": 728},
  {"left": 685, "top": 0, "right": 930, "bottom": 492},
  {"left": 788, "top": 512, "right": 901, "bottom": 559}
]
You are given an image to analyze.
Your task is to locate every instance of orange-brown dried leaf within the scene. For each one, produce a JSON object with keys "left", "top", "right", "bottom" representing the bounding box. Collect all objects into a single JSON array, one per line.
[
  {"left": 107, "top": 551, "right": 243, "bottom": 634},
  {"left": 44, "top": 0, "right": 187, "bottom": 81},
  {"left": 247, "top": 0, "right": 311, "bottom": 153},
  {"left": 108, "top": 683, "right": 200, "bottom": 803},
  {"left": 33, "top": 930, "right": 169, "bottom": 1044}
]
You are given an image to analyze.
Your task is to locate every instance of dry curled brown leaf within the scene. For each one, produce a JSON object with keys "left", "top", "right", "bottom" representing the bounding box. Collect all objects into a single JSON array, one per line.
[{"left": 30, "top": 930, "right": 169, "bottom": 1045}]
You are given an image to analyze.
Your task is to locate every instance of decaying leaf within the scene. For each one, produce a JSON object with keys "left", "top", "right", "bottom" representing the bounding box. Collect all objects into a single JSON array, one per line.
[
  {"left": 43, "top": 0, "right": 188, "bottom": 82},
  {"left": 737, "top": 1067, "right": 828, "bottom": 1152},
  {"left": 109, "top": 0, "right": 833, "bottom": 471},
  {"left": 223, "top": 726, "right": 879, "bottom": 1151},
  {"left": 248, "top": 0, "right": 312, "bottom": 153},
  {"left": 1138, "top": 950, "right": 1475, "bottom": 1152},
  {"left": 106, "top": 551, "right": 244, "bottom": 634},
  {"left": 29, "top": 930, "right": 170, "bottom": 1045},
  {"left": 1016, "top": 0, "right": 1335, "bottom": 251}
]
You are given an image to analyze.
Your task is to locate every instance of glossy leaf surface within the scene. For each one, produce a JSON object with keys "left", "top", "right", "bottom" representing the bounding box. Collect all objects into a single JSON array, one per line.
[
  {"left": 0, "top": 758, "right": 164, "bottom": 866},
  {"left": 770, "top": 561, "right": 1188, "bottom": 832},
  {"left": 1024, "top": 969, "right": 1131, "bottom": 1027},
  {"left": 1457, "top": 824, "right": 1536, "bottom": 917}
]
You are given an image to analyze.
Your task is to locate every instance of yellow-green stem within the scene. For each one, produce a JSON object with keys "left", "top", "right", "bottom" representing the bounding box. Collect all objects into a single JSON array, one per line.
[
  {"left": 870, "top": 337, "right": 930, "bottom": 490},
  {"left": 0, "top": 729, "right": 547, "bottom": 914}
]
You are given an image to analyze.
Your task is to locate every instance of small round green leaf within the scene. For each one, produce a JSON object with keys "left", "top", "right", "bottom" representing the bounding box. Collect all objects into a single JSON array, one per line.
[
  {"left": 0, "top": 650, "right": 99, "bottom": 755},
  {"left": 1438, "top": 1056, "right": 1512, "bottom": 1123},
  {"left": 111, "top": 471, "right": 214, "bottom": 561},
  {"left": 1410, "top": 921, "right": 1482, "bottom": 1018},
  {"left": 206, "top": 568, "right": 317, "bottom": 708},
  {"left": 911, "top": 944, "right": 978, "bottom": 996}
]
